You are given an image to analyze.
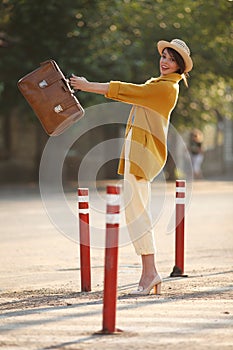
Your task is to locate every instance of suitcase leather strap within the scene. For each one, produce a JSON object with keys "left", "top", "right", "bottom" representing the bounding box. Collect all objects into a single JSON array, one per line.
[
  {"left": 54, "top": 96, "right": 79, "bottom": 114},
  {"left": 38, "top": 71, "right": 64, "bottom": 88}
]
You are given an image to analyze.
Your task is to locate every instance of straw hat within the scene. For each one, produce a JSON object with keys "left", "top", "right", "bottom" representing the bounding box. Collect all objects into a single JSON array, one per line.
[{"left": 157, "top": 39, "right": 193, "bottom": 72}]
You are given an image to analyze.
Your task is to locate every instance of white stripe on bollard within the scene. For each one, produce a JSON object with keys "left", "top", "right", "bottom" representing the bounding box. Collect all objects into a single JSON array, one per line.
[
  {"left": 78, "top": 195, "right": 89, "bottom": 203},
  {"left": 106, "top": 194, "right": 121, "bottom": 206},
  {"left": 106, "top": 213, "right": 121, "bottom": 225},
  {"left": 176, "top": 187, "right": 186, "bottom": 193},
  {"left": 175, "top": 197, "right": 186, "bottom": 204},
  {"left": 78, "top": 208, "right": 90, "bottom": 215}
]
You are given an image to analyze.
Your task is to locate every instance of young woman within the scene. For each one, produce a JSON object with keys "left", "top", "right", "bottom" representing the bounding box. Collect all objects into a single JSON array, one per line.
[{"left": 70, "top": 38, "right": 193, "bottom": 295}]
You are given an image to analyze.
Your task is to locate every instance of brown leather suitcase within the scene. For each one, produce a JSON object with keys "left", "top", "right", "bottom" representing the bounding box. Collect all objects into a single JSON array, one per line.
[{"left": 18, "top": 60, "right": 84, "bottom": 136}]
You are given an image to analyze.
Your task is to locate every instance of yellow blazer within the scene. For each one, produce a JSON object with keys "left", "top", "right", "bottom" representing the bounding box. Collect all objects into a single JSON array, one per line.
[{"left": 105, "top": 73, "right": 182, "bottom": 181}]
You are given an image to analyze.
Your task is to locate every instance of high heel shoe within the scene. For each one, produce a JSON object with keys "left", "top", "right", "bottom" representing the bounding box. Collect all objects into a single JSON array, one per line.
[{"left": 130, "top": 274, "right": 162, "bottom": 296}]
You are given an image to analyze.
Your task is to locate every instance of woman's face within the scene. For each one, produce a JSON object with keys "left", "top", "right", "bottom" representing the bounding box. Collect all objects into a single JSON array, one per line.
[{"left": 160, "top": 48, "right": 180, "bottom": 76}]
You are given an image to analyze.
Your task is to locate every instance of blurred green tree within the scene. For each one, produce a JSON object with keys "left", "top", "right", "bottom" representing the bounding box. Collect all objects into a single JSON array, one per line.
[{"left": 0, "top": 0, "right": 232, "bottom": 164}]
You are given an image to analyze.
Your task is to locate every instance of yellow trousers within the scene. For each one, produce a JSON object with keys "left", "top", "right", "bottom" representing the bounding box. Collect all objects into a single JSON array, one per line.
[{"left": 124, "top": 129, "right": 156, "bottom": 255}]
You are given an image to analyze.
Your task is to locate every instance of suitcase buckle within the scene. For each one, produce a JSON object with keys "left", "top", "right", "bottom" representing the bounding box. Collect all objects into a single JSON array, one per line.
[
  {"left": 54, "top": 105, "right": 63, "bottom": 113},
  {"left": 39, "top": 80, "right": 48, "bottom": 88}
]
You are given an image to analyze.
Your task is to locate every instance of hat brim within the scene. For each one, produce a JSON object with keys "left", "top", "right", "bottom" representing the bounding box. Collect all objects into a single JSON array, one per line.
[{"left": 157, "top": 40, "right": 193, "bottom": 73}]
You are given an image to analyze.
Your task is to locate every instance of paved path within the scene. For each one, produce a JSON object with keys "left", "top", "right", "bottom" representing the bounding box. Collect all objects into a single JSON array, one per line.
[{"left": 0, "top": 180, "right": 232, "bottom": 349}]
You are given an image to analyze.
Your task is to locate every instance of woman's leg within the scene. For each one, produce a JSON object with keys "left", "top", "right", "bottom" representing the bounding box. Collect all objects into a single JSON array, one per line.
[
  {"left": 124, "top": 171, "right": 155, "bottom": 255},
  {"left": 124, "top": 172, "right": 160, "bottom": 289},
  {"left": 124, "top": 130, "right": 159, "bottom": 289},
  {"left": 140, "top": 254, "right": 158, "bottom": 288}
]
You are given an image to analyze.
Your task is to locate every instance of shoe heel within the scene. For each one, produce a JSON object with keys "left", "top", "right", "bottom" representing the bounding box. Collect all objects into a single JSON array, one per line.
[{"left": 153, "top": 282, "right": 161, "bottom": 295}]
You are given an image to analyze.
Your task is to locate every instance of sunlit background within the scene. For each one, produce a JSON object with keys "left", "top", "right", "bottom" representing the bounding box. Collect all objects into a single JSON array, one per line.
[{"left": 0, "top": 0, "right": 232, "bottom": 184}]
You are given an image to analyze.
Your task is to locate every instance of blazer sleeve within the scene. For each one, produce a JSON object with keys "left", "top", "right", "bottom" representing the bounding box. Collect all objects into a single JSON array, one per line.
[{"left": 105, "top": 80, "right": 175, "bottom": 113}]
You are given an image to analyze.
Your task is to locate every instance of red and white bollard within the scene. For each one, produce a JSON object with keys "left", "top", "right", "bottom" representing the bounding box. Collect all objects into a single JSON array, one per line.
[
  {"left": 170, "top": 180, "right": 187, "bottom": 277},
  {"left": 100, "top": 185, "right": 122, "bottom": 334},
  {"left": 77, "top": 188, "right": 91, "bottom": 292}
]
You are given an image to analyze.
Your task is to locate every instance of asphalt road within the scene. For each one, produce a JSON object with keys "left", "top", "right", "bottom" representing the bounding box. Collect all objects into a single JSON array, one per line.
[{"left": 0, "top": 179, "right": 232, "bottom": 350}]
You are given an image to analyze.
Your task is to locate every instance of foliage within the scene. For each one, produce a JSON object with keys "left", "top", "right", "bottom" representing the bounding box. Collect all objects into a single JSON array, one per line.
[{"left": 0, "top": 0, "right": 232, "bottom": 128}]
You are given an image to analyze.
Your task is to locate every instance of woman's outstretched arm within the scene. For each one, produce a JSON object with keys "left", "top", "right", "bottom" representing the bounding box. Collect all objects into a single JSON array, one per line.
[{"left": 70, "top": 75, "right": 109, "bottom": 95}]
